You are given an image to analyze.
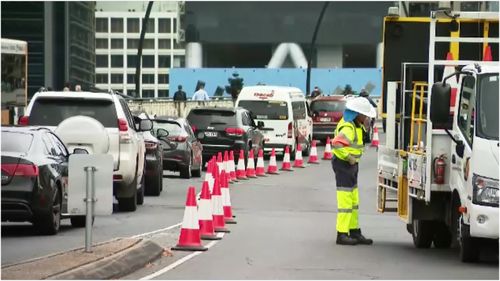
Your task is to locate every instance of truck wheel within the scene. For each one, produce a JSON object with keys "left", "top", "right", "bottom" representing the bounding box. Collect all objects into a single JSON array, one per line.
[
  {"left": 459, "top": 218, "right": 480, "bottom": 262},
  {"left": 412, "top": 219, "right": 434, "bottom": 248},
  {"left": 433, "top": 221, "right": 452, "bottom": 248}
]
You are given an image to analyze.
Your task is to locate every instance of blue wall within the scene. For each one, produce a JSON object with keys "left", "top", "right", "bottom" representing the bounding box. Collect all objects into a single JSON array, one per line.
[{"left": 170, "top": 68, "right": 382, "bottom": 98}]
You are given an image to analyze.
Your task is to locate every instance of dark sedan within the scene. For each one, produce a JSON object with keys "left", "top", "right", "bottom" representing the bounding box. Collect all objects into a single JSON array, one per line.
[
  {"left": 151, "top": 117, "right": 203, "bottom": 179},
  {"left": 2, "top": 126, "right": 73, "bottom": 235},
  {"left": 186, "top": 107, "right": 265, "bottom": 164}
]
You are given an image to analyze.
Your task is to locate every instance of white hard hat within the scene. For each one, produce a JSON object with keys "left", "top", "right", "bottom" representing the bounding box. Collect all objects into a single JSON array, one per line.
[{"left": 345, "top": 97, "right": 377, "bottom": 118}]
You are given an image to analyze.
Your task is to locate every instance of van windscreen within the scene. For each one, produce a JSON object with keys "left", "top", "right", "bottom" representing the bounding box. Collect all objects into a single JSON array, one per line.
[{"left": 238, "top": 100, "right": 288, "bottom": 120}]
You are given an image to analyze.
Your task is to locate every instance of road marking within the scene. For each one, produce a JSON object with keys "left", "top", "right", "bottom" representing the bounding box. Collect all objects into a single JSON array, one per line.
[
  {"left": 139, "top": 233, "right": 225, "bottom": 280},
  {"left": 132, "top": 223, "right": 182, "bottom": 239}
]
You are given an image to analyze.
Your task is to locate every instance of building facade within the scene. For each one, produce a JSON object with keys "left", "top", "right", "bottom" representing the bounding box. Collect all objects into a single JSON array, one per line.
[{"left": 95, "top": 1, "right": 185, "bottom": 98}]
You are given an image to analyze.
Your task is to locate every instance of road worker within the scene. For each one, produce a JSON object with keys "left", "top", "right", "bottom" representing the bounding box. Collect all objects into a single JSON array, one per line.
[{"left": 331, "top": 96, "right": 376, "bottom": 245}]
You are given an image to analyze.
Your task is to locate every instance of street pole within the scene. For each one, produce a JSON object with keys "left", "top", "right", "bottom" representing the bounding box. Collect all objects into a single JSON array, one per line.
[
  {"left": 306, "top": 2, "right": 329, "bottom": 96},
  {"left": 84, "top": 166, "right": 96, "bottom": 253},
  {"left": 135, "top": 1, "right": 154, "bottom": 98}
]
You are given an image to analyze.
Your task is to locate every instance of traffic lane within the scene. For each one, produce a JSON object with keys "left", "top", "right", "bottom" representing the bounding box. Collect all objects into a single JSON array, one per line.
[
  {"left": 0, "top": 171, "right": 202, "bottom": 266},
  {"left": 155, "top": 147, "right": 498, "bottom": 280}
]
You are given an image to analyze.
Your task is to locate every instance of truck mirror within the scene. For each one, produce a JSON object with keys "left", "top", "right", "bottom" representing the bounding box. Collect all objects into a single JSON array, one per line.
[
  {"left": 455, "top": 140, "right": 465, "bottom": 158},
  {"left": 430, "top": 82, "right": 451, "bottom": 124}
]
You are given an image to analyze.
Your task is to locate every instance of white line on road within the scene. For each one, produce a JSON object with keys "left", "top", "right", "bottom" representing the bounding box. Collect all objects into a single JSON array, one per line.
[
  {"left": 132, "top": 223, "right": 182, "bottom": 239},
  {"left": 139, "top": 233, "right": 225, "bottom": 280}
]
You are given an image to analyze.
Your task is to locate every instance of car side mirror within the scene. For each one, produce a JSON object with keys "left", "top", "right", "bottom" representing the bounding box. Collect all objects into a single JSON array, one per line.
[
  {"left": 139, "top": 119, "right": 153, "bottom": 131},
  {"left": 73, "top": 148, "right": 89, "bottom": 154},
  {"left": 455, "top": 140, "right": 465, "bottom": 158},
  {"left": 430, "top": 82, "right": 451, "bottom": 124}
]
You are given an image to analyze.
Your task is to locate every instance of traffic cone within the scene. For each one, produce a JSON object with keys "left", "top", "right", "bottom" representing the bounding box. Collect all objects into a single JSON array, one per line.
[
  {"left": 198, "top": 181, "right": 221, "bottom": 240},
  {"left": 293, "top": 143, "right": 305, "bottom": 168},
  {"left": 323, "top": 137, "right": 333, "bottom": 160},
  {"left": 236, "top": 149, "right": 248, "bottom": 180},
  {"left": 267, "top": 148, "right": 279, "bottom": 175},
  {"left": 172, "top": 186, "right": 208, "bottom": 251},
  {"left": 217, "top": 152, "right": 224, "bottom": 172},
  {"left": 229, "top": 151, "right": 238, "bottom": 182},
  {"left": 246, "top": 150, "right": 257, "bottom": 178},
  {"left": 484, "top": 45, "right": 492, "bottom": 61},
  {"left": 281, "top": 146, "right": 293, "bottom": 171},
  {"left": 204, "top": 160, "right": 215, "bottom": 193},
  {"left": 308, "top": 140, "right": 320, "bottom": 164},
  {"left": 255, "top": 149, "right": 267, "bottom": 177},
  {"left": 223, "top": 151, "right": 232, "bottom": 183},
  {"left": 212, "top": 176, "right": 230, "bottom": 233},
  {"left": 443, "top": 52, "right": 459, "bottom": 114},
  {"left": 220, "top": 171, "right": 236, "bottom": 224},
  {"left": 371, "top": 127, "right": 380, "bottom": 148}
]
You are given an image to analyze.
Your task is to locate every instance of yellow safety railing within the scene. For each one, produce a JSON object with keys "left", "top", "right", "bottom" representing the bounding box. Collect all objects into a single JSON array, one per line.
[{"left": 409, "top": 82, "right": 428, "bottom": 154}]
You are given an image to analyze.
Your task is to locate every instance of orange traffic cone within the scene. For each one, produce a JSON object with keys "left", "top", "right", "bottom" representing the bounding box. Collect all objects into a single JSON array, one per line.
[
  {"left": 443, "top": 52, "right": 459, "bottom": 114},
  {"left": 220, "top": 171, "right": 236, "bottom": 224},
  {"left": 199, "top": 181, "right": 221, "bottom": 240},
  {"left": 204, "top": 160, "right": 215, "bottom": 193},
  {"left": 212, "top": 176, "right": 230, "bottom": 233},
  {"left": 246, "top": 150, "right": 257, "bottom": 178},
  {"left": 293, "top": 143, "right": 305, "bottom": 168},
  {"left": 371, "top": 127, "right": 380, "bottom": 148},
  {"left": 223, "top": 151, "right": 231, "bottom": 182},
  {"left": 229, "top": 150, "right": 238, "bottom": 182},
  {"left": 236, "top": 149, "right": 248, "bottom": 180},
  {"left": 308, "top": 140, "right": 320, "bottom": 164},
  {"left": 484, "top": 45, "right": 492, "bottom": 61},
  {"left": 255, "top": 149, "right": 266, "bottom": 176},
  {"left": 281, "top": 146, "right": 293, "bottom": 171},
  {"left": 172, "top": 186, "right": 208, "bottom": 251},
  {"left": 267, "top": 148, "right": 279, "bottom": 175},
  {"left": 323, "top": 137, "right": 333, "bottom": 160},
  {"left": 217, "top": 152, "right": 224, "bottom": 172}
]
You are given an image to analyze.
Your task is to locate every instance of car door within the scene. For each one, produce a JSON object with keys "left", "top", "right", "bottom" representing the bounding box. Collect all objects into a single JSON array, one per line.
[
  {"left": 184, "top": 120, "right": 202, "bottom": 166},
  {"left": 120, "top": 99, "right": 144, "bottom": 184},
  {"left": 47, "top": 132, "right": 70, "bottom": 212}
]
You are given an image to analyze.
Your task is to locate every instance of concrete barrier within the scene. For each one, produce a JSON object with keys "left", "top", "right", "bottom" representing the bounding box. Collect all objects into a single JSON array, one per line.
[{"left": 127, "top": 99, "right": 235, "bottom": 118}]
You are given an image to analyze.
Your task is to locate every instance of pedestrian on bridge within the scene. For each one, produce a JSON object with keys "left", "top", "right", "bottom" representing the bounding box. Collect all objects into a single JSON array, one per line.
[
  {"left": 331, "top": 96, "right": 376, "bottom": 245},
  {"left": 192, "top": 82, "right": 210, "bottom": 101}
]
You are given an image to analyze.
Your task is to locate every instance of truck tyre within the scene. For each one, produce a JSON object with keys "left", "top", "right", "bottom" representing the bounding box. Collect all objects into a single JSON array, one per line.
[
  {"left": 433, "top": 221, "right": 452, "bottom": 248},
  {"left": 459, "top": 218, "right": 480, "bottom": 263},
  {"left": 412, "top": 219, "right": 434, "bottom": 248}
]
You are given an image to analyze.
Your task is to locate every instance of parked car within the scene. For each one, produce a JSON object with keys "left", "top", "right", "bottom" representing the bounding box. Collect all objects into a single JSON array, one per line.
[
  {"left": 19, "top": 90, "right": 150, "bottom": 212},
  {"left": 2, "top": 126, "right": 84, "bottom": 234},
  {"left": 135, "top": 113, "right": 163, "bottom": 196},
  {"left": 310, "top": 95, "right": 346, "bottom": 143},
  {"left": 186, "top": 107, "right": 265, "bottom": 164},
  {"left": 151, "top": 116, "right": 203, "bottom": 179}
]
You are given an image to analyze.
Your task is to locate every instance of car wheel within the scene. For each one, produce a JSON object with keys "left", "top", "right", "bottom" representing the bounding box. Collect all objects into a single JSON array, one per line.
[
  {"left": 180, "top": 158, "right": 192, "bottom": 179},
  {"left": 35, "top": 187, "right": 61, "bottom": 235},
  {"left": 137, "top": 176, "right": 144, "bottom": 205},
  {"left": 146, "top": 166, "right": 162, "bottom": 196},
  {"left": 302, "top": 138, "right": 312, "bottom": 156},
  {"left": 70, "top": 215, "right": 95, "bottom": 227},
  {"left": 191, "top": 153, "right": 202, "bottom": 178},
  {"left": 118, "top": 177, "right": 138, "bottom": 212}
]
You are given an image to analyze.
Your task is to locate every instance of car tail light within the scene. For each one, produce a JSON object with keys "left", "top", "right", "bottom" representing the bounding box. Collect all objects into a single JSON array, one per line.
[
  {"left": 287, "top": 122, "right": 293, "bottom": 138},
  {"left": 225, "top": 127, "right": 245, "bottom": 136},
  {"left": 168, "top": 136, "right": 187, "bottom": 142},
  {"left": 118, "top": 118, "right": 131, "bottom": 143},
  {"left": 2, "top": 163, "right": 39, "bottom": 179},
  {"left": 18, "top": 116, "right": 29, "bottom": 126},
  {"left": 113, "top": 174, "right": 123, "bottom": 181},
  {"left": 145, "top": 141, "right": 158, "bottom": 150},
  {"left": 191, "top": 125, "right": 197, "bottom": 133}
]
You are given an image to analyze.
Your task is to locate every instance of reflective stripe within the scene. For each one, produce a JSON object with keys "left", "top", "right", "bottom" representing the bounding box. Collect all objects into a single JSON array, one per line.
[
  {"left": 337, "top": 132, "right": 354, "bottom": 145},
  {"left": 353, "top": 205, "right": 359, "bottom": 210},
  {"left": 338, "top": 208, "right": 352, "bottom": 213},
  {"left": 332, "top": 118, "right": 365, "bottom": 162},
  {"left": 337, "top": 186, "right": 355, "bottom": 192}
]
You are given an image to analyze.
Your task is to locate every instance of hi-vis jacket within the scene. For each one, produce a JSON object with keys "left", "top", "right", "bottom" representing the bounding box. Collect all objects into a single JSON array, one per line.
[{"left": 331, "top": 118, "right": 365, "bottom": 163}]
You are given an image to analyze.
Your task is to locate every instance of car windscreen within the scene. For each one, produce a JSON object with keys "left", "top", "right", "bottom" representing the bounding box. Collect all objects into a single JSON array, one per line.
[
  {"left": 152, "top": 120, "right": 184, "bottom": 136},
  {"left": 1, "top": 131, "right": 33, "bottom": 153},
  {"left": 237, "top": 100, "right": 288, "bottom": 120},
  {"left": 477, "top": 74, "right": 499, "bottom": 140},
  {"left": 187, "top": 110, "right": 238, "bottom": 127},
  {"left": 310, "top": 100, "right": 346, "bottom": 113},
  {"left": 29, "top": 98, "right": 118, "bottom": 127}
]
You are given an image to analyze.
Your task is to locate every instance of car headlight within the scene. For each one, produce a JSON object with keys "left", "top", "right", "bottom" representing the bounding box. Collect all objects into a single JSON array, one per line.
[{"left": 472, "top": 174, "right": 499, "bottom": 207}]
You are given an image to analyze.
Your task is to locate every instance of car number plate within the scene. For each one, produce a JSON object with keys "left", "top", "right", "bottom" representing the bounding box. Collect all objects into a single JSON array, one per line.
[
  {"left": 320, "top": 117, "right": 331, "bottom": 122},
  {"left": 205, "top": 131, "right": 218, "bottom": 137}
]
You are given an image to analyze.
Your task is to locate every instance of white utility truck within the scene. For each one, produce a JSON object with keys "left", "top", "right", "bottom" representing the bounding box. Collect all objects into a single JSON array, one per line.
[{"left": 377, "top": 10, "right": 498, "bottom": 262}]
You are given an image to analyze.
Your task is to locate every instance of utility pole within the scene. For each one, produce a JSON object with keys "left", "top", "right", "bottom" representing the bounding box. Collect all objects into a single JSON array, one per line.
[
  {"left": 135, "top": 1, "right": 154, "bottom": 98},
  {"left": 306, "top": 2, "right": 329, "bottom": 96}
]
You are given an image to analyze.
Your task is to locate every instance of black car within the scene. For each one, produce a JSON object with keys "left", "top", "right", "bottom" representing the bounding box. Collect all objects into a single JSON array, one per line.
[
  {"left": 1, "top": 126, "right": 85, "bottom": 235},
  {"left": 186, "top": 107, "right": 266, "bottom": 164},
  {"left": 151, "top": 117, "right": 203, "bottom": 179}
]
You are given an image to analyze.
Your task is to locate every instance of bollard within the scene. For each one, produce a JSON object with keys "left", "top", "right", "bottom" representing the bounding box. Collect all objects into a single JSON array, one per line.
[{"left": 84, "top": 166, "right": 97, "bottom": 253}]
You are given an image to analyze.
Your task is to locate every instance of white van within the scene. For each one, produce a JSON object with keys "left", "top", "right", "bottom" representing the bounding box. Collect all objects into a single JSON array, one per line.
[{"left": 235, "top": 86, "right": 313, "bottom": 156}]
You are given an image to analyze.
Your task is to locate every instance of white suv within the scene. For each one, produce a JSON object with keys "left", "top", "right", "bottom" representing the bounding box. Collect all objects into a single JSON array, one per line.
[{"left": 20, "top": 91, "right": 150, "bottom": 212}]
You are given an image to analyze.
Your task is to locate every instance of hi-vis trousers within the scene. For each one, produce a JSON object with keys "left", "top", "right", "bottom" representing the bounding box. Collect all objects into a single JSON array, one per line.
[{"left": 331, "top": 157, "right": 359, "bottom": 233}]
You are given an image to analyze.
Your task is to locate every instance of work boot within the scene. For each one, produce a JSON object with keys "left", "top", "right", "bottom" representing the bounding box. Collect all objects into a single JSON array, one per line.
[
  {"left": 349, "top": 229, "right": 373, "bottom": 245},
  {"left": 336, "top": 232, "right": 358, "bottom": 245}
]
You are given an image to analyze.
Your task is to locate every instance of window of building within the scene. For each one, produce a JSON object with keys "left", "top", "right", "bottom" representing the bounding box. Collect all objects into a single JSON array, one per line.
[
  {"left": 127, "top": 55, "right": 137, "bottom": 68},
  {"left": 96, "top": 55, "right": 108, "bottom": 67},
  {"left": 173, "top": 56, "right": 185, "bottom": 68},
  {"left": 96, "top": 39, "right": 108, "bottom": 49},
  {"left": 174, "top": 41, "right": 184, "bottom": 49},
  {"left": 111, "top": 39, "right": 124, "bottom": 49},
  {"left": 127, "top": 74, "right": 136, "bottom": 84},
  {"left": 111, "top": 18, "right": 124, "bottom": 33},
  {"left": 145, "top": 18, "right": 155, "bottom": 33},
  {"left": 158, "top": 56, "right": 170, "bottom": 68},
  {"left": 158, "top": 39, "right": 170, "bottom": 49},
  {"left": 96, "top": 74, "right": 108, "bottom": 84},
  {"left": 142, "top": 90, "right": 155, "bottom": 98},
  {"left": 127, "top": 39, "right": 138, "bottom": 49},
  {"left": 142, "top": 74, "right": 155, "bottom": 84},
  {"left": 127, "top": 18, "right": 139, "bottom": 33},
  {"left": 142, "top": 55, "right": 154, "bottom": 68},
  {"left": 158, "top": 74, "right": 169, "bottom": 84},
  {"left": 96, "top": 18, "right": 108, "bottom": 32},
  {"left": 111, "top": 74, "right": 124, "bottom": 84},
  {"left": 158, "top": 18, "right": 171, "bottom": 33},
  {"left": 158, "top": 90, "right": 169, "bottom": 98},
  {"left": 143, "top": 39, "right": 154, "bottom": 49},
  {"left": 111, "top": 55, "right": 123, "bottom": 67}
]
